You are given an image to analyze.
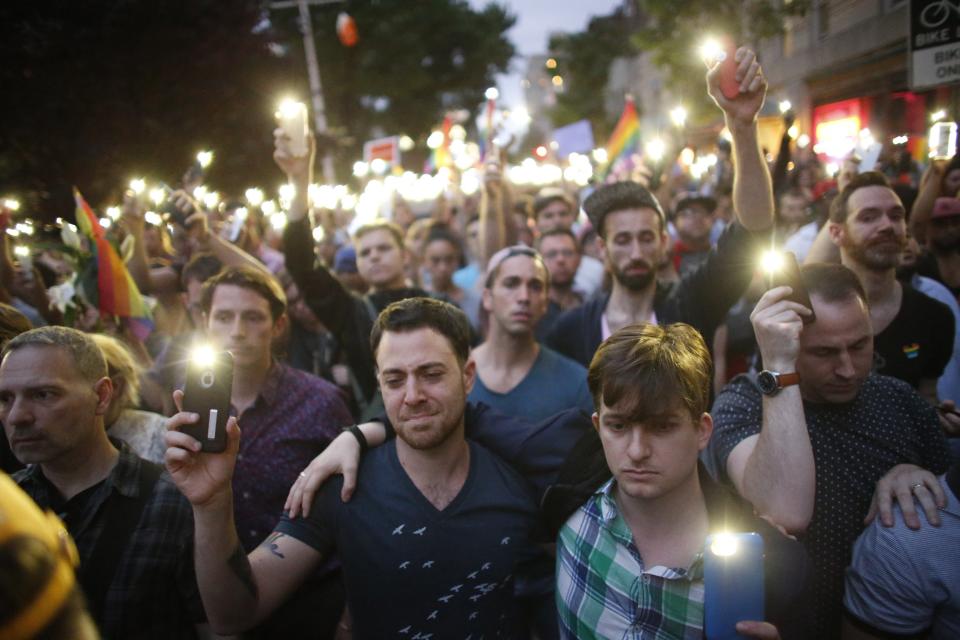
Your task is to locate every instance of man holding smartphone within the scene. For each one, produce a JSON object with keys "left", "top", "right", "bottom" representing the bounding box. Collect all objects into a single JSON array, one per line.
[
  {"left": 707, "top": 263, "right": 951, "bottom": 638},
  {"left": 554, "top": 322, "right": 806, "bottom": 639},
  {"left": 165, "top": 298, "right": 541, "bottom": 638}
]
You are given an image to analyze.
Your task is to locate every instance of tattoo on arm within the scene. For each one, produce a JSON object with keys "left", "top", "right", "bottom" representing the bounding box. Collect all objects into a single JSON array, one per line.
[
  {"left": 226, "top": 543, "right": 258, "bottom": 599},
  {"left": 259, "top": 532, "right": 286, "bottom": 559}
]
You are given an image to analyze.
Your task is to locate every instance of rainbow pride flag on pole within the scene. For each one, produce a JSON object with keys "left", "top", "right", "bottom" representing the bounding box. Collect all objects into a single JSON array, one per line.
[
  {"left": 597, "top": 96, "right": 640, "bottom": 181},
  {"left": 73, "top": 188, "right": 153, "bottom": 339}
]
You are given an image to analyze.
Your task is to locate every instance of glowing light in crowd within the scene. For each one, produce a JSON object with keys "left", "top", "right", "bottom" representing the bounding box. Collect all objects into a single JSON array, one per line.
[
  {"left": 245, "top": 188, "right": 264, "bottom": 206},
  {"left": 277, "top": 99, "right": 304, "bottom": 120},
  {"left": 710, "top": 533, "right": 739, "bottom": 557},
  {"left": 144, "top": 211, "right": 163, "bottom": 226},
  {"left": 931, "top": 110, "right": 947, "bottom": 123},
  {"left": 312, "top": 225, "right": 325, "bottom": 243},
  {"left": 551, "top": 76, "right": 563, "bottom": 87},
  {"left": 719, "top": 128, "right": 733, "bottom": 142},
  {"left": 105, "top": 206, "right": 120, "bottom": 221},
  {"left": 546, "top": 58, "right": 557, "bottom": 69},
  {"left": 2, "top": 198, "right": 20, "bottom": 211},
  {"left": 513, "top": 106, "right": 532, "bottom": 126},
  {"left": 484, "top": 87, "right": 499, "bottom": 101},
  {"left": 193, "top": 185, "right": 208, "bottom": 202},
  {"left": 99, "top": 217, "right": 112, "bottom": 229},
  {"left": 398, "top": 135, "right": 415, "bottom": 152},
  {"left": 16, "top": 221, "right": 34, "bottom": 236},
  {"left": 149, "top": 188, "right": 166, "bottom": 206},
  {"left": 645, "top": 138, "right": 666, "bottom": 162},
  {"left": 670, "top": 106, "right": 687, "bottom": 127},
  {"left": 129, "top": 178, "right": 146, "bottom": 195},
  {"left": 278, "top": 184, "right": 296, "bottom": 201},
  {"left": 203, "top": 191, "right": 220, "bottom": 210},
  {"left": 788, "top": 125, "right": 799, "bottom": 139},
  {"left": 13, "top": 246, "right": 30, "bottom": 259},
  {"left": 699, "top": 38, "right": 723, "bottom": 62},
  {"left": 426, "top": 131, "right": 445, "bottom": 149},
  {"left": 449, "top": 124, "right": 467, "bottom": 141},
  {"left": 779, "top": 100, "right": 792, "bottom": 114},
  {"left": 353, "top": 161, "right": 370, "bottom": 177},
  {"left": 859, "top": 128, "right": 876, "bottom": 148},
  {"left": 825, "top": 162, "right": 839, "bottom": 177},
  {"left": 592, "top": 148, "right": 608, "bottom": 164},
  {"left": 679, "top": 148, "right": 696, "bottom": 166},
  {"left": 5, "top": 228, "right": 18, "bottom": 237},
  {"left": 270, "top": 212, "right": 287, "bottom": 231},
  {"left": 260, "top": 200, "right": 277, "bottom": 216},
  {"left": 535, "top": 145, "right": 548, "bottom": 159},
  {"left": 760, "top": 249, "right": 785, "bottom": 275},
  {"left": 196, "top": 150, "right": 214, "bottom": 168},
  {"left": 191, "top": 344, "right": 216, "bottom": 367},
  {"left": 460, "top": 169, "right": 481, "bottom": 195},
  {"left": 892, "top": 135, "right": 908, "bottom": 145},
  {"left": 797, "top": 134, "right": 810, "bottom": 149},
  {"left": 234, "top": 207, "right": 248, "bottom": 221},
  {"left": 370, "top": 158, "right": 389, "bottom": 176},
  {"left": 815, "top": 116, "right": 859, "bottom": 159}
]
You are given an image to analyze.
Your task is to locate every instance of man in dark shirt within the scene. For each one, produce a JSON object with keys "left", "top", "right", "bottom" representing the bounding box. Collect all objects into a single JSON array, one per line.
[
  {"left": 706, "top": 263, "right": 951, "bottom": 638},
  {"left": 165, "top": 298, "right": 540, "bottom": 639},
  {"left": 274, "top": 133, "right": 427, "bottom": 418},
  {"left": 545, "top": 47, "right": 774, "bottom": 367},
  {"left": 825, "top": 171, "right": 954, "bottom": 403},
  {"left": 3, "top": 326, "right": 203, "bottom": 639}
]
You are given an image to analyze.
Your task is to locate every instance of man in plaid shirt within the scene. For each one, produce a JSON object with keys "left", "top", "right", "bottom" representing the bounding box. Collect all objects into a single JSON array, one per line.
[
  {"left": 2, "top": 326, "right": 203, "bottom": 639},
  {"left": 555, "top": 322, "right": 808, "bottom": 639}
]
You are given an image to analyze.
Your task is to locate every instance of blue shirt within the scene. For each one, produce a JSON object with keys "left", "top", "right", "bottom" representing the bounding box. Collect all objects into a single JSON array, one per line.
[
  {"left": 276, "top": 439, "right": 539, "bottom": 639},
  {"left": 469, "top": 345, "right": 593, "bottom": 421},
  {"left": 844, "top": 468, "right": 960, "bottom": 639}
]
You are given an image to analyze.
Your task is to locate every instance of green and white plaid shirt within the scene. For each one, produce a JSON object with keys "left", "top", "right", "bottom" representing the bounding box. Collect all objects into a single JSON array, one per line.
[{"left": 556, "top": 478, "right": 705, "bottom": 639}]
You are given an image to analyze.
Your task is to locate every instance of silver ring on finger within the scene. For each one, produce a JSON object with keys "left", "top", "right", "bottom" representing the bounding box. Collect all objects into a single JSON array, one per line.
[
  {"left": 911, "top": 482, "right": 924, "bottom": 493},
  {"left": 300, "top": 472, "right": 308, "bottom": 478}
]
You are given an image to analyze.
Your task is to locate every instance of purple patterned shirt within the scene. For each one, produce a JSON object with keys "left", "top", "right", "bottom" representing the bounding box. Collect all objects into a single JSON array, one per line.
[{"left": 231, "top": 362, "right": 353, "bottom": 551}]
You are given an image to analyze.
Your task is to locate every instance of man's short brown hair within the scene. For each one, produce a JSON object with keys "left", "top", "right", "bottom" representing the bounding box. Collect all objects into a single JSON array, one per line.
[
  {"left": 829, "top": 171, "right": 892, "bottom": 224},
  {"left": 587, "top": 322, "right": 711, "bottom": 421},
  {"left": 353, "top": 220, "right": 405, "bottom": 249},
  {"left": 200, "top": 266, "right": 286, "bottom": 321}
]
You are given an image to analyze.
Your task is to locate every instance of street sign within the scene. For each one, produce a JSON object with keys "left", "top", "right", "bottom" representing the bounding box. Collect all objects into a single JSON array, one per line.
[
  {"left": 910, "top": 0, "right": 960, "bottom": 89},
  {"left": 363, "top": 136, "right": 399, "bottom": 164}
]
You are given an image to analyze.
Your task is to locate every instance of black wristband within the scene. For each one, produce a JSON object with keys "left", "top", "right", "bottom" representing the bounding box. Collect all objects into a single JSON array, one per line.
[{"left": 343, "top": 424, "right": 368, "bottom": 455}]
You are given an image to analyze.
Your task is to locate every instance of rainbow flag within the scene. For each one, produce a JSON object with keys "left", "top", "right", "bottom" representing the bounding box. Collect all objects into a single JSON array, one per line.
[
  {"left": 73, "top": 188, "right": 153, "bottom": 338},
  {"left": 598, "top": 96, "right": 640, "bottom": 181},
  {"left": 425, "top": 115, "right": 453, "bottom": 173}
]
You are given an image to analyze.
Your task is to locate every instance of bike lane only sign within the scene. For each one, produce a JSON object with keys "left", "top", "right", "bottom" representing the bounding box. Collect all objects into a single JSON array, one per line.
[{"left": 912, "top": 0, "right": 960, "bottom": 89}]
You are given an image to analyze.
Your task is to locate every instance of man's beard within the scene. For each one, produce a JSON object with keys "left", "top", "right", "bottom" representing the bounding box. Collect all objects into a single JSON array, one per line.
[
  {"left": 845, "top": 234, "right": 906, "bottom": 271},
  {"left": 611, "top": 261, "right": 656, "bottom": 291},
  {"left": 395, "top": 405, "right": 465, "bottom": 451}
]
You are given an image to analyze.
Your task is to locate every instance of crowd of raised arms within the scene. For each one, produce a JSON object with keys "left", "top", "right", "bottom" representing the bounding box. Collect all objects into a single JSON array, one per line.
[{"left": 1, "top": 48, "right": 959, "bottom": 640}]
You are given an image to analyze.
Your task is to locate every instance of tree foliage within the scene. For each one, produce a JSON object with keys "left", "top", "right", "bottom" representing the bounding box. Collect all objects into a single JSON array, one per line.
[
  {"left": 547, "top": 8, "right": 638, "bottom": 138},
  {"left": 258, "top": 0, "right": 515, "bottom": 176},
  {"left": 0, "top": 0, "right": 515, "bottom": 214},
  {"left": 632, "top": 0, "right": 810, "bottom": 121}
]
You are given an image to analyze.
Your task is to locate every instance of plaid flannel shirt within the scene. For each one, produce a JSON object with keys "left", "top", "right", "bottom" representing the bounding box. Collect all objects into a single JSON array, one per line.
[
  {"left": 15, "top": 440, "right": 204, "bottom": 639},
  {"left": 556, "top": 478, "right": 705, "bottom": 639}
]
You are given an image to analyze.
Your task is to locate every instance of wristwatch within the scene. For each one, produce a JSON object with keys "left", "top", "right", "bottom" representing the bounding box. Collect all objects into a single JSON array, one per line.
[{"left": 757, "top": 370, "right": 800, "bottom": 396}]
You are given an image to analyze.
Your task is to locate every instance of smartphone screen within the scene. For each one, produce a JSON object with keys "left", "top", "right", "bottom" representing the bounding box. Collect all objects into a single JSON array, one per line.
[
  {"left": 773, "top": 251, "right": 816, "bottom": 324},
  {"left": 181, "top": 349, "right": 233, "bottom": 453},
  {"left": 704, "top": 532, "right": 764, "bottom": 639},
  {"left": 930, "top": 122, "right": 957, "bottom": 161}
]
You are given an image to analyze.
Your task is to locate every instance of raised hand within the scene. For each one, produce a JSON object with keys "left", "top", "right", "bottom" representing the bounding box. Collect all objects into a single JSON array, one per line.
[
  {"left": 164, "top": 389, "right": 241, "bottom": 509},
  {"left": 749, "top": 285, "right": 812, "bottom": 372},
  {"left": 706, "top": 47, "right": 767, "bottom": 127}
]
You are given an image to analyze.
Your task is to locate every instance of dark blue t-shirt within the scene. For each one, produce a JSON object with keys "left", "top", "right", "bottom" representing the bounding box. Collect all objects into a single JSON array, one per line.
[{"left": 276, "top": 438, "right": 539, "bottom": 639}]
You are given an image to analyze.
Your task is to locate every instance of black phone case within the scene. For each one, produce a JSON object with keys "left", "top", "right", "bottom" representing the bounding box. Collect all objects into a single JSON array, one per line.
[{"left": 181, "top": 351, "right": 233, "bottom": 453}]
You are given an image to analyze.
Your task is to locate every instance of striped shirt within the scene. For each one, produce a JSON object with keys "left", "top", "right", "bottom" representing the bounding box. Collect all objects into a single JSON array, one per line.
[{"left": 556, "top": 478, "right": 705, "bottom": 639}]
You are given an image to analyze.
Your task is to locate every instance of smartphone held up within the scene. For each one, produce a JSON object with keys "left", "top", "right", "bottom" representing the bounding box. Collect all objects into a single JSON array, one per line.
[
  {"left": 277, "top": 99, "right": 309, "bottom": 158},
  {"left": 704, "top": 532, "right": 765, "bottom": 640},
  {"left": 761, "top": 250, "right": 816, "bottom": 324},
  {"left": 181, "top": 345, "right": 234, "bottom": 453}
]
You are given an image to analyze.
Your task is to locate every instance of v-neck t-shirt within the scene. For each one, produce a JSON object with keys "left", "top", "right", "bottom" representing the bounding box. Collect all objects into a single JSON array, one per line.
[{"left": 276, "top": 438, "right": 540, "bottom": 639}]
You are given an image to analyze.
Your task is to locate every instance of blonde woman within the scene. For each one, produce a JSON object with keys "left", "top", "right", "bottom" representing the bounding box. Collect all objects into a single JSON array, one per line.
[{"left": 90, "top": 333, "right": 167, "bottom": 463}]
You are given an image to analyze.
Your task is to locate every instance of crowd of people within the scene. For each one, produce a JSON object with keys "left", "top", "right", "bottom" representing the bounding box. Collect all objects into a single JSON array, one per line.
[{"left": 0, "top": 47, "right": 958, "bottom": 640}]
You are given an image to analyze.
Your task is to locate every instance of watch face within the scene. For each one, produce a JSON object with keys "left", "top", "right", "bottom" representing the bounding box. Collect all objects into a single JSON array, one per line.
[{"left": 757, "top": 370, "right": 779, "bottom": 395}]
